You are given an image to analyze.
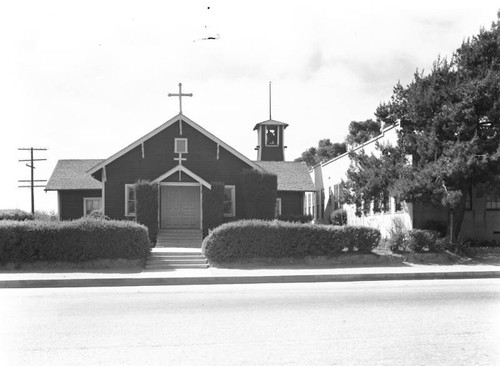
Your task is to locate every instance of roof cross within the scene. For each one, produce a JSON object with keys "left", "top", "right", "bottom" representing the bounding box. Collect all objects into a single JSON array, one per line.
[{"left": 168, "top": 83, "right": 193, "bottom": 114}]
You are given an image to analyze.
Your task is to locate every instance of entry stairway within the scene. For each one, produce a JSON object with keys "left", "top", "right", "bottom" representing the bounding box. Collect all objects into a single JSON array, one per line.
[
  {"left": 156, "top": 229, "right": 203, "bottom": 248},
  {"left": 145, "top": 248, "right": 209, "bottom": 270},
  {"left": 145, "top": 229, "right": 208, "bottom": 270}
]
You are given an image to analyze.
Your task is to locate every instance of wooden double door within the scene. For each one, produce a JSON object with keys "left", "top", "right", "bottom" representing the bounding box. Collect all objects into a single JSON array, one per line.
[{"left": 160, "top": 184, "right": 201, "bottom": 229}]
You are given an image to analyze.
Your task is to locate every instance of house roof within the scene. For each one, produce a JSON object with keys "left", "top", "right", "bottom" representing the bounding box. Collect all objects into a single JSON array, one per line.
[
  {"left": 45, "top": 159, "right": 104, "bottom": 191},
  {"left": 88, "top": 113, "right": 265, "bottom": 174},
  {"left": 255, "top": 161, "right": 315, "bottom": 191},
  {"left": 253, "top": 119, "right": 289, "bottom": 131}
]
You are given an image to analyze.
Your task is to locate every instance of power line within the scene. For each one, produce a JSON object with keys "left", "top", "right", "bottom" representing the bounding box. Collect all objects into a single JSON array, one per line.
[{"left": 18, "top": 147, "right": 48, "bottom": 214}]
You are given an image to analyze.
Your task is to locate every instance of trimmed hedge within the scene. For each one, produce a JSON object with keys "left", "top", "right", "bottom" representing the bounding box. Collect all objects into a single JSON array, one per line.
[
  {"left": 277, "top": 214, "right": 313, "bottom": 223},
  {"left": 241, "top": 170, "right": 277, "bottom": 220},
  {"left": 202, "top": 220, "right": 381, "bottom": 262},
  {"left": 0, "top": 209, "right": 34, "bottom": 221},
  {"left": 135, "top": 180, "right": 159, "bottom": 244},
  {"left": 203, "top": 182, "right": 225, "bottom": 236},
  {"left": 0, "top": 218, "right": 151, "bottom": 264}
]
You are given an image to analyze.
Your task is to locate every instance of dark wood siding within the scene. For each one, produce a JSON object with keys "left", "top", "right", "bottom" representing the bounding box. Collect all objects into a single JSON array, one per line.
[
  {"left": 278, "top": 191, "right": 304, "bottom": 216},
  {"left": 259, "top": 125, "right": 285, "bottom": 161},
  {"left": 59, "top": 190, "right": 102, "bottom": 220},
  {"left": 103, "top": 120, "right": 255, "bottom": 220}
]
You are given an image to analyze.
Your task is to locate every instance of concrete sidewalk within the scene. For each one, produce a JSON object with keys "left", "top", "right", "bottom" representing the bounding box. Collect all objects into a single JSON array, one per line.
[{"left": 1, "top": 263, "right": 500, "bottom": 288}]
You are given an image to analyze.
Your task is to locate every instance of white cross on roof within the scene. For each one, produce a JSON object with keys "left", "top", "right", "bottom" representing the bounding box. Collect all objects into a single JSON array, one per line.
[{"left": 168, "top": 83, "right": 193, "bottom": 114}]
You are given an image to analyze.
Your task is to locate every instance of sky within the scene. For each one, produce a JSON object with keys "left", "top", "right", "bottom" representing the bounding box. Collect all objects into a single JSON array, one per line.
[{"left": 1, "top": 0, "right": 499, "bottom": 213}]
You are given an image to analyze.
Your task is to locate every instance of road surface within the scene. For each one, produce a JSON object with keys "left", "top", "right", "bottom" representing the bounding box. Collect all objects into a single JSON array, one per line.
[{"left": 1, "top": 279, "right": 499, "bottom": 365}]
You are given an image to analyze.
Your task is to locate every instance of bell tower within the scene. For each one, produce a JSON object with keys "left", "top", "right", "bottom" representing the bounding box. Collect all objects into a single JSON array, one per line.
[{"left": 254, "top": 82, "right": 288, "bottom": 161}]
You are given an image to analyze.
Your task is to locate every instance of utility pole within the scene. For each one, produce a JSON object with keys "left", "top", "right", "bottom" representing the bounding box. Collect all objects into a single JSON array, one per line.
[{"left": 18, "top": 147, "right": 47, "bottom": 215}]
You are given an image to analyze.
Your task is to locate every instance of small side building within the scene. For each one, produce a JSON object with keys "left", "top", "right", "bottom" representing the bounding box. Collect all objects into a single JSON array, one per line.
[{"left": 309, "top": 122, "right": 500, "bottom": 240}]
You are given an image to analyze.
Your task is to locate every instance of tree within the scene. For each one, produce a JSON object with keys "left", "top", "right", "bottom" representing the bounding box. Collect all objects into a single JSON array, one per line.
[
  {"left": 295, "top": 139, "right": 346, "bottom": 167},
  {"left": 345, "top": 119, "right": 381, "bottom": 147},
  {"left": 345, "top": 15, "right": 500, "bottom": 243}
]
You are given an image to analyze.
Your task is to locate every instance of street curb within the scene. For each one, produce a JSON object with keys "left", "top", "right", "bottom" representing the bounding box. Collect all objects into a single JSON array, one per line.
[{"left": 1, "top": 270, "right": 500, "bottom": 288}]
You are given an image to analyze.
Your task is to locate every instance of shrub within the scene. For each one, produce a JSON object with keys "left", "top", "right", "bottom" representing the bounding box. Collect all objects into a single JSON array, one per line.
[
  {"left": 0, "top": 209, "right": 33, "bottom": 221},
  {"left": 463, "top": 239, "right": 500, "bottom": 248},
  {"left": 0, "top": 218, "right": 151, "bottom": 264},
  {"left": 87, "top": 210, "right": 109, "bottom": 220},
  {"left": 203, "top": 182, "right": 225, "bottom": 236},
  {"left": 34, "top": 210, "right": 59, "bottom": 222},
  {"left": 277, "top": 214, "right": 312, "bottom": 223},
  {"left": 202, "top": 220, "right": 381, "bottom": 262},
  {"left": 135, "top": 180, "right": 158, "bottom": 245},
  {"left": 390, "top": 228, "right": 446, "bottom": 253},
  {"left": 420, "top": 220, "right": 447, "bottom": 237},
  {"left": 387, "top": 217, "right": 408, "bottom": 252},
  {"left": 330, "top": 209, "right": 347, "bottom": 226},
  {"left": 241, "top": 170, "right": 277, "bottom": 219}
]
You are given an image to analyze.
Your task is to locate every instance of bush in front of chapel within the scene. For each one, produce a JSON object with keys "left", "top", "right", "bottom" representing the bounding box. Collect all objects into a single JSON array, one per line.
[
  {"left": 0, "top": 217, "right": 151, "bottom": 265},
  {"left": 202, "top": 220, "right": 381, "bottom": 263}
]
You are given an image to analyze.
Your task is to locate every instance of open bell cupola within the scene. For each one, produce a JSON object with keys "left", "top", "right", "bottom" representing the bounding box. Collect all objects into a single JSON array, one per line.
[
  {"left": 254, "top": 120, "right": 288, "bottom": 161},
  {"left": 254, "top": 82, "right": 288, "bottom": 161}
]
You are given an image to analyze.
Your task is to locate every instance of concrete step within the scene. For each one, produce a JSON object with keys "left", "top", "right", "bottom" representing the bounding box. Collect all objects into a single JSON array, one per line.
[
  {"left": 145, "top": 248, "right": 209, "bottom": 270},
  {"left": 149, "top": 253, "right": 206, "bottom": 261},
  {"left": 147, "top": 258, "right": 208, "bottom": 265},
  {"left": 145, "top": 262, "right": 209, "bottom": 270}
]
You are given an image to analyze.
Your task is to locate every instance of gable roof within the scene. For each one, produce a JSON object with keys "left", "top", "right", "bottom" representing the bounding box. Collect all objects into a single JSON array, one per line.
[
  {"left": 88, "top": 113, "right": 265, "bottom": 174},
  {"left": 152, "top": 165, "right": 211, "bottom": 188},
  {"left": 45, "top": 159, "right": 104, "bottom": 191},
  {"left": 255, "top": 161, "right": 315, "bottom": 191}
]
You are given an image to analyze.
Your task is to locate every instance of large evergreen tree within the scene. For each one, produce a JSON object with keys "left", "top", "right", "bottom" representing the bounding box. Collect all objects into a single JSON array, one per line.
[
  {"left": 345, "top": 119, "right": 381, "bottom": 147},
  {"left": 345, "top": 14, "right": 500, "bottom": 242},
  {"left": 295, "top": 139, "right": 346, "bottom": 167}
]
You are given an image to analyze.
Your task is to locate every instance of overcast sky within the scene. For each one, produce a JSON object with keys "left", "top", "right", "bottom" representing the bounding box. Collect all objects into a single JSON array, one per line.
[{"left": 1, "top": 0, "right": 499, "bottom": 213}]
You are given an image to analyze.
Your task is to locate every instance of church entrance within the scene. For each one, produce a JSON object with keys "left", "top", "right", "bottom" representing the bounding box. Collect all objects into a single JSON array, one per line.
[{"left": 160, "top": 184, "right": 201, "bottom": 229}]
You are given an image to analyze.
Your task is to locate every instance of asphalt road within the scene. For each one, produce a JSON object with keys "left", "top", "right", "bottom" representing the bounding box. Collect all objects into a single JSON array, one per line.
[{"left": 1, "top": 279, "right": 500, "bottom": 366}]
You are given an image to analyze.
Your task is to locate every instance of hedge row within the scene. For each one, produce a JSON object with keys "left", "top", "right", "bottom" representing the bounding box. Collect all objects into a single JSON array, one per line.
[
  {"left": 202, "top": 220, "right": 381, "bottom": 262},
  {"left": 277, "top": 214, "right": 313, "bottom": 223},
  {"left": 0, "top": 209, "right": 34, "bottom": 221},
  {"left": 203, "top": 182, "right": 225, "bottom": 236},
  {"left": 241, "top": 170, "right": 277, "bottom": 219},
  {"left": 0, "top": 218, "right": 151, "bottom": 264},
  {"left": 135, "top": 180, "right": 159, "bottom": 244}
]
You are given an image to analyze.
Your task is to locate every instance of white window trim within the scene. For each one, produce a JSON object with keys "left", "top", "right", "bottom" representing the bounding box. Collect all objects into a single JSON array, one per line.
[
  {"left": 175, "top": 138, "right": 188, "bottom": 154},
  {"left": 224, "top": 185, "right": 236, "bottom": 217},
  {"left": 83, "top": 197, "right": 102, "bottom": 216},
  {"left": 125, "top": 184, "right": 136, "bottom": 217},
  {"left": 275, "top": 198, "right": 282, "bottom": 217}
]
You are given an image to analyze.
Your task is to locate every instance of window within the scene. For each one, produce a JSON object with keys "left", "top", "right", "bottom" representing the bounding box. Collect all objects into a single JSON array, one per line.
[
  {"left": 125, "top": 184, "right": 136, "bottom": 216},
  {"left": 332, "top": 184, "right": 342, "bottom": 210},
  {"left": 320, "top": 189, "right": 325, "bottom": 219},
  {"left": 486, "top": 194, "right": 500, "bottom": 210},
  {"left": 275, "top": 198, "right": 282, "bottom": 217},
  {"left": 175, "top": 138, "right": 188, "bottom": 154},
  {"left": 465, "top": 188, "right": 472, "bottom": 210},
  {"left": 84, "top": 197, "right": 101, "bottom": 216},
  {"left": 394, "top": 196, "right": 403, "bottom": 212},
  {"left": 382, "top": 193, "right": 390, "bottom": 213},
  {"left": 265, "top": 126, "right": 278, "bottom": 146},
  {"left": 223, "top": 185, "right": 236, "bottom": 217}
]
